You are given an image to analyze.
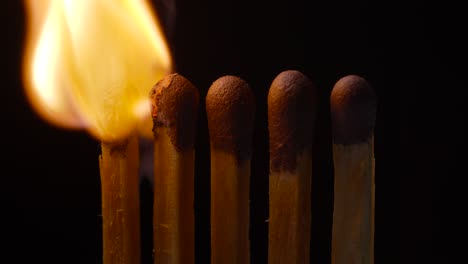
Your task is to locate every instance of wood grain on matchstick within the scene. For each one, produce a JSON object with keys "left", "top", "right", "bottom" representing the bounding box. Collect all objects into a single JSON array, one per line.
[{"left": 99, "top": 135, "right": 140, "bottom": 264}]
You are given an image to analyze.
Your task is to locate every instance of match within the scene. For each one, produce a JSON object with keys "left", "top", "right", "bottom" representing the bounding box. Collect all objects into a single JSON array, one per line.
[
  {"left": 150, "top": 73, "right": 199, "bottom": 264},
  {"left": 330, "top": 75, "right": 377, "bottom": 264},
  {"left": 267, "top": 70, "right": 316, "bottom": 264},
  {"left": 206, "top": 75, "right": 255, "bottom": 264},
  {"left": 99, "top": 135, "right": 141, "bottom": 264}
]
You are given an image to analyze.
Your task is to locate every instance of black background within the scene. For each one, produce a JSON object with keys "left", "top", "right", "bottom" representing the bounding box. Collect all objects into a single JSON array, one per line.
[{"left": 2, "top": 0, "right": 458, "bottom": 263}]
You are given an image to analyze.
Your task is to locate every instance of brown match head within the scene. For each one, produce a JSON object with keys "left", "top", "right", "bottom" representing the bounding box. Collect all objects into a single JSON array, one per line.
[
  {"left": 150, "top": 73, "right": 200, "bottom": 151},
  {"left": 330, "top": 75, "right": 377, "bottom": 145},
  {"left": 268, "top": 70, "right": 317, "bottom": 172},
  {"left": 206, "top": 75, "right": 255, "bottom": 162}
]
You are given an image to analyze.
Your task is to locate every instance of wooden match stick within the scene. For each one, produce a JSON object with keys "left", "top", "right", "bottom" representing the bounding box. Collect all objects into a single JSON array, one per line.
[
  {"left": 206, "top": 75, "right": 255, "bottom": 264},
  {"left": 330, "top": 75, "right": 377, "bottom": 264},
  {"left": 267, "top": 70, "right": 316, "bottom": 264},
  {"left": 150, "top": 73, "right": 199, "bottom": 264},
  {"left": 99, "top": 135, "right": 140, "bottom": 264}
]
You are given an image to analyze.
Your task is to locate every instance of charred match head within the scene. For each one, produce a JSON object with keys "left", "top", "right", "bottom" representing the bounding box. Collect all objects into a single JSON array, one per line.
[
  {"left": 330, "top": 75, "right": 377, "bottom": 145},
  {"left": 268, "top": 70, "right": 317, "bottom": 172},
  {"left": 150, "top": 73, "right": 200, "bottom": 151},
  {"left": 206, "top": 75, "right": 255, "bottom": 163}
]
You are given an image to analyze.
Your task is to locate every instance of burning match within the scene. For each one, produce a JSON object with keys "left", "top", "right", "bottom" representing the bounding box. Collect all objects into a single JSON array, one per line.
[
  {"left": 206, "top": 75, "right": 255, "bottom": 264},
  {"left": 330, "top": 75, "right": 377, "bottom": 264},
  {"left": 150, "top": 73, "right": 199, "bottom": 264},
  {"left": 21, "top": 1, "right": 172, "bottom": 263},
  {"left": 267, "top": 70, "right": 316, "bottom": 264}
]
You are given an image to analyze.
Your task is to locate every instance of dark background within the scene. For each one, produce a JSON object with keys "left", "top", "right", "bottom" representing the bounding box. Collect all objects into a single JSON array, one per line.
[{"left": 2, "top": 0, "right": 458, "bottom": 263}]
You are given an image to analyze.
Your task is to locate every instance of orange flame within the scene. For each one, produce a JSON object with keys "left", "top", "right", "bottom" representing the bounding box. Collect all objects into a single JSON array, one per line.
[{"left": 22, "top": 0, "right": 172, "bottom": 142}]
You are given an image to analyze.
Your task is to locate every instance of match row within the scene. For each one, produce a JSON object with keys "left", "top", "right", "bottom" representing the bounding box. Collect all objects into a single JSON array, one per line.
[{"left": 101, "top": 69, "right": 377, "bottom": 264}]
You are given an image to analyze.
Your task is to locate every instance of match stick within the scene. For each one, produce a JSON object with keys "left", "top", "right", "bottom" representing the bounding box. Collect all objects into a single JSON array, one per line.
[
  {"left": 267, "top": 70, "right": 316, "bottom": 264},
  {"left": 206, "top": 75, "right": 255, "bottom": 264},
  {"left": 99, "top": 135, "right": 140, "bottom": 264},
  {"left": 150, "top": 73, "right": 199, "bottom": 264},
  {"left": 330, "top": 75, "right": 377, "bottom": 264}
]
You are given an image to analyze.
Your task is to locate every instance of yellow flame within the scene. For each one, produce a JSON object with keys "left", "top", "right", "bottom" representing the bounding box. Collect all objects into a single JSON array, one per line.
[{"left": 22, "top": 0, "right": 172, "bottom": 141}]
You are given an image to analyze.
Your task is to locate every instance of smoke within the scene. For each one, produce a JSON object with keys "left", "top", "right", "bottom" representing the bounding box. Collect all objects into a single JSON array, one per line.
[
  {"left": 139, "top": 136, "right": 154, "bottom": 184},
  {"left": 152, "top": 0, "right": 177, "bottom": 50}
]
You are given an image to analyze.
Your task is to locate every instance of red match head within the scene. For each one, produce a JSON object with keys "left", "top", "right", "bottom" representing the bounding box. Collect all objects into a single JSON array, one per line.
[{"left": 330, "top": 75, "right": 377, "bottom": 145}]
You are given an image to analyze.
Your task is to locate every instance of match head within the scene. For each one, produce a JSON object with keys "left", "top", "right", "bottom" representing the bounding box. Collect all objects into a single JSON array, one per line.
[
  {"left": 268, "top": 70, "right": 316, "bottom": 172},
  {"left": 330, "top": 75, "right": 377, "bottom": 145},
  {"left": 206, "top": 75, "right": 255, "bottom": 162},
  {"left": 150, "top": 73, "right": 199, "bottom": 151}
]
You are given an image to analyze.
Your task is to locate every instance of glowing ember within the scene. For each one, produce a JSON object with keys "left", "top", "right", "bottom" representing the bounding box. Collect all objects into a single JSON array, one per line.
[{"left": 22, "top": 0, "right": 172, "bottom": 141}]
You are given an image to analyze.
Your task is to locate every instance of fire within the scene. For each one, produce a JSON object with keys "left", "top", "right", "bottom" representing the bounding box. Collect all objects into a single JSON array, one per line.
[{"left": 22, "top": 0, "right": 172, "bottom": 141}]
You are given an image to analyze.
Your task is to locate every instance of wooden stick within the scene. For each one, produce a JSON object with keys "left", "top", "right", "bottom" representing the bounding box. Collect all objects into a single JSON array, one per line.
[
  {"left": 330, "top": 75, "right": 377, "bottom": 264},
  {"left": 267, "top": 70, "right": 316, "bottom": 264},
  {"left": 150, "top": 73, "right": 199, "bottom": 264},
  {"left": 206, "top": 75, "right": 255, "bottom": 264},
  {"left": 99, "top": 135, "right": 140, "bottom": 264}
]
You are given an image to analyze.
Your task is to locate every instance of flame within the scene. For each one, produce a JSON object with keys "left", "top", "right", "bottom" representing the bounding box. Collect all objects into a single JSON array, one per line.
[{"left": 22, "top": 0, "right": 172, "bottom": 141}]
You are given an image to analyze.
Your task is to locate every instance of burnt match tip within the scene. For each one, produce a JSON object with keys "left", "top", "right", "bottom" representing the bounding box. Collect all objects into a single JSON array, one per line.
[
  {"left": 150, "top": 73, "right": 200, "bottom": 151},
  {"left": 268, "top": 70, "right": 316, "bottom": 172},
  {"left": 206, "top": 75, "right": 255, "bottom": 162},
  {"left": 330, "top": 75, "right": 377, "bottom": 145}
]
